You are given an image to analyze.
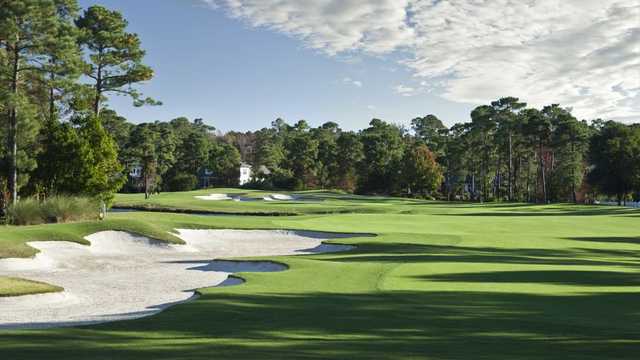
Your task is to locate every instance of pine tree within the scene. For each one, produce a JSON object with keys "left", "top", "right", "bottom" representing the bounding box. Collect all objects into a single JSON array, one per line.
[
  {"left": 76, "top": 5, "right": 159, "bottom": 116},
  {"left": 0, "top": 0, "right": 80, "bottom": 204}
]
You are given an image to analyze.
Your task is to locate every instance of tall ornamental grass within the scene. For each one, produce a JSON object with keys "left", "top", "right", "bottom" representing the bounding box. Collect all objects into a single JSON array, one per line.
[{"left": 7, "top": 196, "right": 100, "bottom": 226}]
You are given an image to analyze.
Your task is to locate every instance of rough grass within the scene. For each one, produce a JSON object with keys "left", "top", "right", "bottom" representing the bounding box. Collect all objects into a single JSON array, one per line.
[
  {"left": 7, "top": 196, "right": 100, "bottom": 225},
  {"left": 1, "top": 192, "right": 639, "bottom": 359}
]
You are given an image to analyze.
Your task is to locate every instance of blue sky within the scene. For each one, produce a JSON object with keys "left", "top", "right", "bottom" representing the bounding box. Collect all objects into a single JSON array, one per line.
[
  {"left": 78, "top": 0, "right": 639, "bottom": 131},
  {"left": 77, "top": 0, "right": 470, "bottom": 131}
]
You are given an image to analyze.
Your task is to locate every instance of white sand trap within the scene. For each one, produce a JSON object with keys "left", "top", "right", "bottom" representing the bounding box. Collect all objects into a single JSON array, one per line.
[
  {"left": 194, "top": 193, "right": 232, "bottom": 201},
  {"left": 263, "top": 193, "right": 298, "bottom": 201},
  {"left": 270, "top": 193, "right": 295, "bottom": 200},
  {"left": 0, "top": 230, "right": 356, "bottom": 330},
  {"left": 231, "top": 196, "right": 259, "bottom": 202}
]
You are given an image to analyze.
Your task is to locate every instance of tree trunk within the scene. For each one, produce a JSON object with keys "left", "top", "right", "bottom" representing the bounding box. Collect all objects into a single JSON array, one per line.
[
  {"left": 144, "top": 173, "right": 149, "bottom": 199},
  {"left": 471, "top": 172, "right": 476, "bottom": 202},
  {"left": 514, "top": 156, "right": 521, "bottom": 201},
  {"left": 8, "top": 42, "right": 20, "bottom": 205},
  {"left": 446, "top": 156, "right": 451, "bottom": 201},
  {"left": 93, "top": 52, "right": 103, "bottom": 116},
  {"left": 508, "top": 133, "right": 513, "bottom": 201},
  {"left": 480, "top": 139, "right": 486, "bottom": 203},
  {"left": 94, "top": 74, "right": 101, "bottom": 116},
  {"left": 539, "top": 140, "right": 547, "bottom": 204},
  {"left": 526, "top": 158, "right": 531, "bottom": 203},
  {"left": 571, "top": 141, "right": 577, "bottom": 203},
  {"left": 495, "top": 155, "right": 501, "bottom": 201}
]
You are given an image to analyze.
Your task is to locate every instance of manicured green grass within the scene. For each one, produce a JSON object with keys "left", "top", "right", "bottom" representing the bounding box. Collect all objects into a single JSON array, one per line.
[
  {"left": 1, "top": 193, "right": 639, "bottom": 359},
  {"left": 0, "top": 277, "right": 62, "bottom": 297},
  {"left": 113, "top": 188, "right": 423, "bottom": 215}
]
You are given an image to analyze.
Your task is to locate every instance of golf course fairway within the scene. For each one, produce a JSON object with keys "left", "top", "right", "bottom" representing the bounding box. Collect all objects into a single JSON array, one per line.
[{"left": 1, "top": 192, "right": 639, "bottom": 359}]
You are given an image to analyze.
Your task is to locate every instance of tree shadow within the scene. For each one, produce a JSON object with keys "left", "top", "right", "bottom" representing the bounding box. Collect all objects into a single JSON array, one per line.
[
  {"left": 322, "top": 243, "right": 640, "bottom": 268},
  {"left": 566, "top": 237, "right": 640, "bottom": 246},
  {"left": 1, "top": 290, "right": 639, "bottom": 359},
  {"left": 445, "top": 209, "right": 639, "bottom": 217},
  {"left": 419, "top": 270, "right": 640, "bottom": 286}
]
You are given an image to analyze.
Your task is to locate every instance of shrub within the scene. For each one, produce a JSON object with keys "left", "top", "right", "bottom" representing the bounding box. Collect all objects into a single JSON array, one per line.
[
  {"left": 7, "top": 199, "right": 45, "bottom": 226},
  {"left": 41, "top": 196, "right": 100, "bottom": 223},
  {"left": 166, "top": 174, "right": 197, "bottom": 192},
  {"left": 7, "top": 196, "right": 100, "bottom": 226}
]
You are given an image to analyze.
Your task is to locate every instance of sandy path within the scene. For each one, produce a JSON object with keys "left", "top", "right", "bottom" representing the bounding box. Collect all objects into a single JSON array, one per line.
[{"left": 0, "top": 229, "right": 355, "bottom": 330}]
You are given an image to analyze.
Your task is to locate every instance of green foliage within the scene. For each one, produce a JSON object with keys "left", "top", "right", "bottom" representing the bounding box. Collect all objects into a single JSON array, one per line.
[
  {"left": 123, "top": 122, "right": 178, "bottom": 196},
  {"left": 0, "top": 0, "right": 81, "bottom": 203},
  {"left": 588, "top": 121, "right": 640, "bottom": 203},
  {"left": 76, "top": 5, "right": 159, "bottom": 114},
  {"left": 6, "top": 195, "right": 99, "bottom": 225},
  {"left": 6, "top": 198, "right": 44, "bottom": 225},
  {"left": 403, "top": 144, "right": 444, "bottom": 197},
  {"left": 79, "top": 115, "right": 126, "bottom": 203},
  {"left": 411, "top": 114, "right": 446, "bottom": 154},
  {"left": 284, "top": 120, "right": 319, "bottom": 190},
  {"left": 253, "top": 126, "right": 286, "bottom": 172},
  {"left": 208, "top": 141, "right": 241, "bottom": 187},
  {"left": 333, "top": 131, "right": 363, "bottom": 192},
  {"left": 162, "top": 118, "right": 211, "bottom": 190},
  {"left": 100, "top": 109, "right": 133, "bottom": 153},
  {"left": 358, "top": 119, "right": 406, "bottom": 194},
  {"left": 34, "top": 120, "right": 92, "bottom": 196},
  {"left": 550, "top": 113, "right": 591, "bottom": 202},
  {"left": 40, "top": 196, "right": 100, "bottom": 223},
  {"left": 166, "top": 174, "right": 198, "bottom": 192},
  {"left": 312, "top": 122, "right": 340, "bottom": 188}
]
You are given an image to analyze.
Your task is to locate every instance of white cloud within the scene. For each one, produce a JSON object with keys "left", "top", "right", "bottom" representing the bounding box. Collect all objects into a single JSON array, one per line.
[
  {"left": 367, "top": 104, "right": 376, "bottom": 110},
  {"left": 394, "top": 84, "right": 419, "bottom": 97},
  {"left": 199, "top": 0, "right": 219, "bottom": 9},
  {"left": 343, "top": 77, "right": 363, "bottom": 88},
  {"left": 206, "top": 0, "right": 640, "bottom": 121}
]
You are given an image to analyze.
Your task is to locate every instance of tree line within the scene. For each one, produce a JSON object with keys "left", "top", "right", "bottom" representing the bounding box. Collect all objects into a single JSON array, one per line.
[
  {"left": 1, "top": 1, "right": 156, "bottom": 207},
  {"left": 221, "top": 109, "right": 640, "bottom": 205},
  {"left": 2, "top": 1, "right": 639, "bottom": 210}
]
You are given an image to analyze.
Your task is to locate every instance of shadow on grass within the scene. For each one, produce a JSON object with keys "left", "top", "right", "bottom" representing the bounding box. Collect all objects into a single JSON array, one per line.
[
  {"left": 419, "top": 270, "right": 640, "bottom": 286},
  {"left": 443, "top": 207, "right": 639, "bottom": 217},
  {"left": 1, "top": 290, "right": 639, "bottom": 359},
  {"left": 322, "top": 243, "right": 640, "bottom": 268},
  {"left": 566, "top": 237, "right": 640, "bottom": 246}
]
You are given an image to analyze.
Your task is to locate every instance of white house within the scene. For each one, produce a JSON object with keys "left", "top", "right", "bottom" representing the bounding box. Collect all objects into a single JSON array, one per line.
[
  {"left": 129, "top": 164, "right": 143, "bottom": 178},
  {"left": 239, "top": 163, "right": 252, "bottom": 185}
]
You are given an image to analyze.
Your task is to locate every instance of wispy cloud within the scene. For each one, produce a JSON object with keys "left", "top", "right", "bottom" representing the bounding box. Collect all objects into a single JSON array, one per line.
[
  {"left": 205, "top": 0, "right": 640, "bottom": 121},
  {"left": 394, "top": 84, "right": 419, "bottom": 97},
  {"left": 343, "top": 77, "right": 363, "bottom": 88}
]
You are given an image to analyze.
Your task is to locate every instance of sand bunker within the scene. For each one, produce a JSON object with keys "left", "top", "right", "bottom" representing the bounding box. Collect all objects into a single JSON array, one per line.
[
  {"left": 232, "top": 196, "right": 259, "bottom": 202},
  {"left": 194, "top": 194, "right": 232, "bottom": 201},
  {"left": 263, "top": 194, "right": 297, "bottom": 201},
  {"left": 0, "top": 229, "right": 356, "bottom": 330}
]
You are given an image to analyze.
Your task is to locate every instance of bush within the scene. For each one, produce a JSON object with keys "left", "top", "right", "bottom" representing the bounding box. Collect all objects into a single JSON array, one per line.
[
  {"left": 7, "top": 196, "right": 100, "bottom": 226},
  {"left": 6, "top": 198, "right": 45, "bottom": 226},
  {"left": 166, "top": 174, "right": 197, "bottom": 192},
  {"left": 41, "top": 196, "right": 100, "bottom": 223}
]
